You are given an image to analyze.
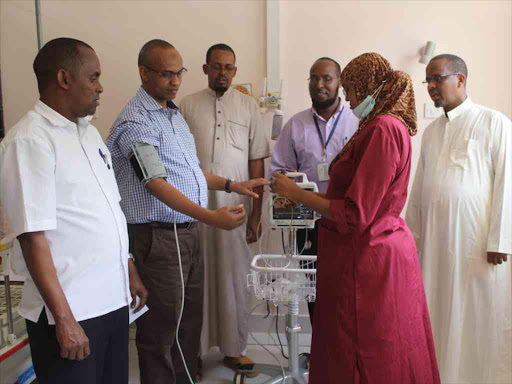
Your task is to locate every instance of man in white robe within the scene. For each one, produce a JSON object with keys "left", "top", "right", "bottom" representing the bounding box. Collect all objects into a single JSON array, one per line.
[
  {"left": 180, "top": 43, "right": 269, "bottom": 377},
  {"left": 406, "top": 54, "right": 511, "bottom": 384}
]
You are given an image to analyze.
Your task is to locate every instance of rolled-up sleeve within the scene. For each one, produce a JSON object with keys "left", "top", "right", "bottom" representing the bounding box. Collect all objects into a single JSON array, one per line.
[
  {"left": 116, "top": 120, "right": 161, "bottom": 159},
  {"left": 329, "top": 121, "right": 401, "bottom": 235},
  {"left": 0, "top": 137, "right": 57, "bottom": 237},
  {"left": 270, "top": 120, "right": 298, "bottom": 174}
]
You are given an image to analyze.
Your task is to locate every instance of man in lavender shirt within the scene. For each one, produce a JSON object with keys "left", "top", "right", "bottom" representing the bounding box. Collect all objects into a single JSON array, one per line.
[{"left": 270, "top": 57, "right": 359, "bottom": 322}]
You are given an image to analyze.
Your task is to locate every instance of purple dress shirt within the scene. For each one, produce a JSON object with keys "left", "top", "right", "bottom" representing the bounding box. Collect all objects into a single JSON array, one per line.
[{"left": 270, "top": 100, "right": 359, "bottom": 193}]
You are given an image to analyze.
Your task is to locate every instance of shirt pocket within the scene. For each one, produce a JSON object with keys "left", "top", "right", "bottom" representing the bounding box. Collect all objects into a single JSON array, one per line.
[
  {"left": 227, "top": 120, "right": 249, "bottom": 152},
  {"left": 448, "top": 139, "right": 478, "bottom": 169},
  {"left": 97, "top": 147, "right": 122, "bottom": 203}
]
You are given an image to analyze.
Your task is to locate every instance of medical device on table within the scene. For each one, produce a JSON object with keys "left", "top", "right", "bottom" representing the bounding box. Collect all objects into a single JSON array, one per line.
[
  {"left": 0, "top": 234, "right": 35, "bottom": 384},
  {"left": 1, "top": 235, "right": 17, "bottom": 347},
  {"left": 269, "top": 172, "right": 320, "bottom": 229},
  {"left": 234, "top": 173, "right": 318, "bottom": 384}
]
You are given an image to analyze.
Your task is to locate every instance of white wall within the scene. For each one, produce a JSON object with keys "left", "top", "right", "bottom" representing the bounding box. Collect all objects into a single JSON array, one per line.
[
  {"left": 279, "top": 0, "right": 511, "bottom": 198},
  {"left": 280, "top": 1, "right": 511, "bottom": 118},
  {"left": 1, "top": 0, "right": 267, "bottom": 138},
  {"left": 2, "top": 0, "right": 510, "bottom": 175},
  {"left": 1, "top": 0, "right": 511, "bottom": 315}
]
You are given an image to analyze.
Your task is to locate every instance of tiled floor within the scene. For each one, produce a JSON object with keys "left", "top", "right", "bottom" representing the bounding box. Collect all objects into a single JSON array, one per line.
[{"left": 128, "top": 332, "right": 311, "bottom": 384}]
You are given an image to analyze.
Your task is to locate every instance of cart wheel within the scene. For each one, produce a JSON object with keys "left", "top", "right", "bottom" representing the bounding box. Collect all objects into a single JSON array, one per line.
[
  {"left": 233, "top": 372, "right": 246, "bottom": 384},
  {"left": 299, "top": 352, "right": 310, "bottom": 369}
]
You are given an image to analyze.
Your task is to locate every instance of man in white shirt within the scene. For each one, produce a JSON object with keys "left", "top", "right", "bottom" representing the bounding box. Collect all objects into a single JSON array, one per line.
[
  {"left": 0, "top": 38, "right": 147, "bottom": 384},
  {"left": 406, "top": 54, "right": 511, "bottom": 384},
  {"left": 180, "top": 43, "right": 269, "bottom": 376}
]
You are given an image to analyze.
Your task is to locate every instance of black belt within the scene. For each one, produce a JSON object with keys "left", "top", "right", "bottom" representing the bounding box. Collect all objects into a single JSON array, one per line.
[{"left": 131, "top": 221, "right": 197, "bottom": 230}]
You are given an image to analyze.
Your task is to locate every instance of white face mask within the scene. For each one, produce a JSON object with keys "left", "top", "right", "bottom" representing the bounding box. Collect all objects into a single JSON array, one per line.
[{"left": 352, "top": 81, "right": 386, "bottom": 120}]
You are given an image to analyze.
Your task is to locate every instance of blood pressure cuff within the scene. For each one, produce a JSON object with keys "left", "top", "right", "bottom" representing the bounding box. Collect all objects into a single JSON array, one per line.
[{"left": 129, "top": 142, "right": 167, "bottom": 185}]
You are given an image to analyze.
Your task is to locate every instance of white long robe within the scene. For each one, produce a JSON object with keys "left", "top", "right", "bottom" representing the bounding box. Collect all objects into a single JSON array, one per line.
[
  {"left": 406, "top": 98, "right": 512, "bottom": 384},
  {"left": 180, "top": 88, "right": 269, "bottom": 356}
]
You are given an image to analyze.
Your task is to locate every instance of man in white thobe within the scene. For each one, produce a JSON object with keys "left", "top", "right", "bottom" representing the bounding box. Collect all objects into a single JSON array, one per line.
[
  {"left": 180, "top": 43, "right": 269, "bottom": 375},
  {"left": 406, "top": 54, "right": 511, "bottom": 384}
]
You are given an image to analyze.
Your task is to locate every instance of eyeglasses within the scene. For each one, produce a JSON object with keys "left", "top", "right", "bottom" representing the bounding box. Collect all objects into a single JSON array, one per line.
[
  {"left": 143, "top": 66, "right": 188, "bottom": 80},
  {"left": 423, "top": 72, "right": 461, "bottom": 85},
  {"left": 205, "top": 64, "right": 237, "bottom": 73},
  {"left": 308, "top": 76, "right": 338, "bottom": 86}
]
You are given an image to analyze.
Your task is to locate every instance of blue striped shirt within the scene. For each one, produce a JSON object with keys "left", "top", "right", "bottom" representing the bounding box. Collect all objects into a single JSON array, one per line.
[{"left": 107, "top": 87, "right": 208, "bottom": 224}]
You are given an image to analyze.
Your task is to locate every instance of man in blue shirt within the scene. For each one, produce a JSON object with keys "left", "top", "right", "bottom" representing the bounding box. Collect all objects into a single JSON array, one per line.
[
  {"left": 107, "top": 39, "right": 268, "bottom": 384},
  {"left": 271, "top": 57, "right": 358, "bottom": 323}
]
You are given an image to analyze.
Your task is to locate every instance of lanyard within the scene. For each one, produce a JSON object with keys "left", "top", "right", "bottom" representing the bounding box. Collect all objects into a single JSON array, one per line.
[{"left": 313, "top": 106, "right": 344, "bottom": 161}]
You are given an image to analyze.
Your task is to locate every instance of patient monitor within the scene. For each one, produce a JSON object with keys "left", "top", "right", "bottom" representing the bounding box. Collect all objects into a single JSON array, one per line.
[{"left": 270, "top": 172, "right": 320, "bottom": 229}]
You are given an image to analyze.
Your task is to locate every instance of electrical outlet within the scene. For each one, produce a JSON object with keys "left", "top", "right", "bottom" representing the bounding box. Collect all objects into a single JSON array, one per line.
[{"left": 424, "top": 103, "right": 443, "bottom": 119}]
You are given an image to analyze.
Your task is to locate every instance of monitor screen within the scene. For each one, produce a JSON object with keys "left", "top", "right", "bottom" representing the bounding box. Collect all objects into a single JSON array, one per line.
[
  {"left": 272, "top": 203, "right": 314, "bottom": 220},
  {"left": 287, "top": 174, "right": 304, "bottom": 183},
  {"left": 272, "top": 187, "right": 315, "bottom": 221}
]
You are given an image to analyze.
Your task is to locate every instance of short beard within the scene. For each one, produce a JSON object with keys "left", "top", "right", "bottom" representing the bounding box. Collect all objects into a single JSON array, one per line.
[
  {"left": 312, "top": 88, "right": 339, "bottom": 111},
  {"left": 213, "top": 84, "right": 229, "bottom": 94}
]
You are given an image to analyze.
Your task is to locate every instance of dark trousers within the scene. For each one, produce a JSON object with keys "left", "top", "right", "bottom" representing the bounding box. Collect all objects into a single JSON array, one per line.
[
  {"left": 296, "top": 221, "right": 319, "bottom": 324},
  {"left": 128, "top": 223, "right": 203, "bottom": 384},
  {"left": 26, "top": 306, "right": 129, "bottom": 384}
]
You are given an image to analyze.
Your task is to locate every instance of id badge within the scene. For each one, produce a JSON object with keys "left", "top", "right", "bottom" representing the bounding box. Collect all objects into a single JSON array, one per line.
[{"left": 318, "top": 162, "right": 330, "bottom": 181}]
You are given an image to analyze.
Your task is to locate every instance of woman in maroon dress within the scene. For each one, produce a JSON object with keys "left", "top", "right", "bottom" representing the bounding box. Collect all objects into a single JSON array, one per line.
[{"left": 272, "top": 53, "right": 440, "bottom": 384}]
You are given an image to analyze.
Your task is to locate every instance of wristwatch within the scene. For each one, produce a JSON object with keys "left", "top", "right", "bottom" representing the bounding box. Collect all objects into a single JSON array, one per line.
[
  {"left": 128, "top": 253, "right": 135, "bottom": 261},
  {"left": 225, "top": 178, "right": 233, "bottom": 193}
]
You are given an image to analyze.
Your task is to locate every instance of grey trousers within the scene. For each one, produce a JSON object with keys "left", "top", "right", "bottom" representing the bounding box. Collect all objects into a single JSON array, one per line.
[{"left": 128, "top": 223, "right": 203, "bottom": 384}]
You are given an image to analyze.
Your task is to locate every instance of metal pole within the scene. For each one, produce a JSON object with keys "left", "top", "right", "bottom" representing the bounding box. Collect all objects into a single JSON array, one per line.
[
  {"left": 287, "top": 296, "right": 305, "bottom": 383},
  {"left": 4, "top": 276, "right": 15, "bottom": 343},
  {"left": 266, "top": 0, "right": 280, "bottom": 95},
  {"left": 35, "top": 0, "right": 43, "bottom": 51}
]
